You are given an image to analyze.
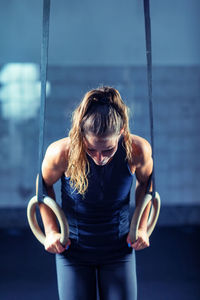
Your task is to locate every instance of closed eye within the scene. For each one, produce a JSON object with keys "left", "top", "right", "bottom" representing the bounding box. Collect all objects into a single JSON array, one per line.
[
  {"left": 102, "top": 149, "right": 114, "bottom": 153},
  {"left": 87, "top": 148, "right": 114, "bottom": 153},
  {"left": 102, "top": 148, "right": 115, "bottom": 155}
]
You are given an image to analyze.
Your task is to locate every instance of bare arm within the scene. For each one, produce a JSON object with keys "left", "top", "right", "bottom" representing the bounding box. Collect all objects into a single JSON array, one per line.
[
  {"left": 39, "top": 139, "right": 70, "bottom": 253},
  {"left": 135, "top": 141, "right": 153, "bottom": 230},
  {"left": 127, "top": 136, "right": 153, "bottom": 250}
]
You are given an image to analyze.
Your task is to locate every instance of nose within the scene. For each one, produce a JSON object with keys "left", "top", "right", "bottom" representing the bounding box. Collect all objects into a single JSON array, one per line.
[{"left": 96, "top": 152, "right": 103, "bottom": 163}]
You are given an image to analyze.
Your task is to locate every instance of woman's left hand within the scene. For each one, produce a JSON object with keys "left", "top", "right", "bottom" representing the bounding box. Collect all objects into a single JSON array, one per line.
[{"left": 126, "top": 229, "right": 150, "bottom": 251}]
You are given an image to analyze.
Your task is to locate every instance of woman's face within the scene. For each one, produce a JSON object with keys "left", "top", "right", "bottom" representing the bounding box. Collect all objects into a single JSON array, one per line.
[{"left": 83, "top": 133, "right": 121, "bottom": 166}]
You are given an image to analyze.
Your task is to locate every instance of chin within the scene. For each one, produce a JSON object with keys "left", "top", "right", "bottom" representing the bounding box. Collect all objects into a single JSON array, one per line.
[{"left": 94, "top": 161, "right": 108, "bottom": 166}]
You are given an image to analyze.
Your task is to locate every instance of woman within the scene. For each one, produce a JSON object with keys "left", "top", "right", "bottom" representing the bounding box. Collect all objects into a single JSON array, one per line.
[{"left": 40, "top": 86, "right": 152, "bottom": 300}]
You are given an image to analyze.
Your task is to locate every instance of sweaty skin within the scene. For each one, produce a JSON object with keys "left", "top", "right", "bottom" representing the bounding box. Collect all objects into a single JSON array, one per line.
[{"left": 40, "top": 134, "right": 153, "bottom": 253}]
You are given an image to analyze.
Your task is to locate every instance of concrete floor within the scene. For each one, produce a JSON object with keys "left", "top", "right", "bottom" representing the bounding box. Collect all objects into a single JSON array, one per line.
[{"left": 0, "top": 226, "right": 199, "bottom": 300}]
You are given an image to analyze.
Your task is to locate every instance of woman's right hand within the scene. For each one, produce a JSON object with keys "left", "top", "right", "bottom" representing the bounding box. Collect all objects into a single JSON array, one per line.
[{"left": 44, "top": 231, "right": 71, "bottom": 254}]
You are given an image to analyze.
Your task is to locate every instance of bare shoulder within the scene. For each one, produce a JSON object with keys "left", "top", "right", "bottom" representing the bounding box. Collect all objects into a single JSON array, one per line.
[
  {"left": 42, "top": 137, "right": 70, "bottom": 185},
  {"left": 130, "top": 134, "right": 152, "bottom": 166},
  {"left": 44, "top": 137, "right": 70, "bottom": 170}
]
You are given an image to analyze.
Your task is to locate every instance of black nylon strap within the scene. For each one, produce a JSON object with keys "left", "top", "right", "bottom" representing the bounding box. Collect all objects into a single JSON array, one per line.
[
  {"left": 37, "top": 0, "right": 51, "bottom": 202},
  {"left": 143, "top": 0, "right": 156, "bottom": 198}
]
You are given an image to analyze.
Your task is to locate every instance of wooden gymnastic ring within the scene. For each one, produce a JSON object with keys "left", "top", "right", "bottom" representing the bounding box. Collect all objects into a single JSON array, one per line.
[
  {"left": 129, "top": 192, "right": 161, "bottom": 243},
  {"left": 27, "top": 195, "right": 69, "bottom": 246}
]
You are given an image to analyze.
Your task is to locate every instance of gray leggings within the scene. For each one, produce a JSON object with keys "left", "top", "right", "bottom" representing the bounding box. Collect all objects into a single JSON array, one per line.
[{"left": 55, "top": 253, "right": 137, "bottom": 300}]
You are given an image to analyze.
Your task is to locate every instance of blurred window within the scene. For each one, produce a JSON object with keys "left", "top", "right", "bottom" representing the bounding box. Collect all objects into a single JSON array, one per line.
[{"left": 0, "top": 63, "right": 50, "bottom": 120}]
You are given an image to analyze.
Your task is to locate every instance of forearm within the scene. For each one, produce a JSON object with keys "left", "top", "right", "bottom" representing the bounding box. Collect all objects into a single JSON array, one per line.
[
  {"left": 39, "top": 186, "right": 59, "bottom": 235},
  {"left": 135, "top": 181, "right": 151, "bottom": 230}
]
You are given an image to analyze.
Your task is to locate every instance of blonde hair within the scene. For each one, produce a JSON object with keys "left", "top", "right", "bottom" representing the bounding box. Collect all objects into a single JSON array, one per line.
[{"left": 67, "top": 86, "right": 133, "bottom": 195}]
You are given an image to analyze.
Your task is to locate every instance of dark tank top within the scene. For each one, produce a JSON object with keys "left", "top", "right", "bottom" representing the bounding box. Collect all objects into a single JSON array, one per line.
[{"left": 60, "top": 136, "right": 134, "bottom": 263}]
